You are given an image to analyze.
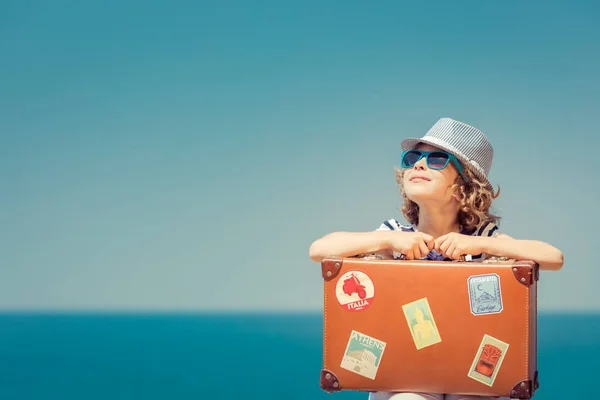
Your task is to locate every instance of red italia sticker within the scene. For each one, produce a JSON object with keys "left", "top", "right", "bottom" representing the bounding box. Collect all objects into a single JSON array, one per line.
[{"left": 335, "top": 270, "right": 375, "bottom": 312}]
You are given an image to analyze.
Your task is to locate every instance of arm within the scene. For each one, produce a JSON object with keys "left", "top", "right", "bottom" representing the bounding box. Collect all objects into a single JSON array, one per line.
[
  {"left": 480, "top": 233, "right": 564, "bottom": 271},
  {"left": 309, "top": 231, "right": 393, "bottom": 263}
]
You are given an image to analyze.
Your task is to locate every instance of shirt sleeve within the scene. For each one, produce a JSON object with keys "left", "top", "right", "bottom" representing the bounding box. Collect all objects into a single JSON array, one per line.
[
  {"left": 375, "top": 219, "right": 401, "bottom": 231},
  {"left": 474, "top": 222, "right": 500, "bottom": 237}
]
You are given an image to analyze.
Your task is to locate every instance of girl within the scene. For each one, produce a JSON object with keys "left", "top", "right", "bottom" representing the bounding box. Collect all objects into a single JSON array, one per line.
[{"left": 309, "top": 118, "right": 563, "bottom": 400}]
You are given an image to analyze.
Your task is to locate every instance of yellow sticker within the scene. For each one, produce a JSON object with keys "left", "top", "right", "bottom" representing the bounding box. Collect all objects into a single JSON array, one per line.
[{"left": 402, "top": 298, "right": 442, "bottom": 350}]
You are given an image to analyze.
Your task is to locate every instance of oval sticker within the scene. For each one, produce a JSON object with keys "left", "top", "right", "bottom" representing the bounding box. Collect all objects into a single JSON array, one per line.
[{"left": 335, "top": 270, "right": 375, "bottom": 312}]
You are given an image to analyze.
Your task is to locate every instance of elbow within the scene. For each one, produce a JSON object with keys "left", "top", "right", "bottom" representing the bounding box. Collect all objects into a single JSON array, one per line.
[
  {"left": 309, "top": 238, "right": 326, "bottom": 263},
  {"left": 550, "top": 248, "right": 564, "bottom": 271},
  {"left": 309, "top": 232, "right": 342, "bottom": 263},
  {"left": 540, "top": 246, "right": 564, "bottom": 271}
]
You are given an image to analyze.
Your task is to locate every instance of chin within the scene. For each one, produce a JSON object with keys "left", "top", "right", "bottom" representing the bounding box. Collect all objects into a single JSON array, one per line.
[
  {"left": 404, "top": 188, "right": 435, "bottom": 203},
  {"left": 405, "top": 180, "right": 432, "bottom": 192}
]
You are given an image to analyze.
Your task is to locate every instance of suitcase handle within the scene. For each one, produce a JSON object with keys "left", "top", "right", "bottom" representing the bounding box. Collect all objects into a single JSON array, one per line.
[{"left": 398, "top": 253, "right": 473, "bottom": 262}]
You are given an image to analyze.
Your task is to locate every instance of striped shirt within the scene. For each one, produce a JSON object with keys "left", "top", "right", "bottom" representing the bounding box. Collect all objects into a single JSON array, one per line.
[{"left": 375, "top": 218, "right": 500, "bottom": 262}]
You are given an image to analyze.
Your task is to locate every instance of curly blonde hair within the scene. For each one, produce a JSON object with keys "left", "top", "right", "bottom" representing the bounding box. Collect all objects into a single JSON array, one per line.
[{"left": 395, "top": 166, "right": 500, "bottom": 233}]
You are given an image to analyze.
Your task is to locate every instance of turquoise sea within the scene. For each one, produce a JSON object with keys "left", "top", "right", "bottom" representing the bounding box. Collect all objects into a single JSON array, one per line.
[{"left": 0, "top": 313, "right": 596, "bottom": 399}]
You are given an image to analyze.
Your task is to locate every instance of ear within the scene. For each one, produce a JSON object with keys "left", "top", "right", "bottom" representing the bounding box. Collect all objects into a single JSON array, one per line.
[{"left": 451, "top": 184, "right": 462, "bottom": 202}]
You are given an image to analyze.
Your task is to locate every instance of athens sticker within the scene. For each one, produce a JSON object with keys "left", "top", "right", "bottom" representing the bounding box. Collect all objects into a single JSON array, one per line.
[
  {"left": 335, "top": 270, "right": 375, "bottom": 312},
  {"left": 467, "top": 334, "right": 509, "bottom": 386},
  {"left": 340, "top": 330, "right": 386, "bottom": 380},
  {"left": 467, "top": 273, "right": 503, "bottom": 315}
]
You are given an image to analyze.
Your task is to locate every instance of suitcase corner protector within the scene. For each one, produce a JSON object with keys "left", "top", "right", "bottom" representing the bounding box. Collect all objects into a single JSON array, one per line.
[
  {"left": 321, "top": 258, "right": 344, "bottom": 281},
  {"left": 510, "top": 377, "right": 536, "bottom": 399},
  {"left": 511, "top": 260, "right": 540, "bottom": 286},
  {"left": 320, "top": 368, "right": 341, "bottom": 392}
]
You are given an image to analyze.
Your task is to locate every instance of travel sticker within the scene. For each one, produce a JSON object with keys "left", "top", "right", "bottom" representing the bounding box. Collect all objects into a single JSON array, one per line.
[
  {"left": 467, "top": 334, "right": 509, "bottom": 386},
  {"left": 467, "top": 273, "right": 503, "bottom": 315},
  {"left": 340, "top": 330, "right": 386, "bottom": 380},
  {"left": 401, "top": 298, "right": 442, "bottom": 350},
  {"left": 335, "top": 270, "right": 375, "bottom": 312}
]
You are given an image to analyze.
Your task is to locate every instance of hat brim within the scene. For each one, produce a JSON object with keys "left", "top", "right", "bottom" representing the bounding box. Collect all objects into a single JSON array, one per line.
[{"left": 400, "top": 137, "right": 493, "bottom": 191}]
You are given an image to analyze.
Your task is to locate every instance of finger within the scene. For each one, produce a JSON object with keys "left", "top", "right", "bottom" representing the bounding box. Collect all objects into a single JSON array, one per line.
[
  {"left": 409, "top": 240, "right": 420, "bottom": 259},
  {"left": 434, "top": 235, "right": 449, "bottom": 252},
  {"left": 411, "top": 246, "right": 421, "bottom": 259},
  {"left": 439, "top": 238, "right": 451, "bottom": 255},
  {"left": 404, "top": 249, "right": 415, "bottom": 260},
  {"left": 422, "top": 234, "right": 435, "bottom": 250},
  {"left": 445, "top": 243, "right": 456, "bottom": 259},
  {"left": 414, "top": 243, "right": 426, "bottom": 259},
  {"left": 451, "top": 248, "right": 463, "bottom": 260},
  {"left": 418, "top": 240, "right": 430, "bottom": 258},
  {"left": 433, "top": 236, "right": 442, "bottom": 251}
]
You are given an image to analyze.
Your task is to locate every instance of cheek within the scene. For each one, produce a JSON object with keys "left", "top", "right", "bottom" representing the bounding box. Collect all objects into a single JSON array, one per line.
[
  {"left": 442, "top": 165, "right": 460, "bottom": 182},
  {"left": 437, "top": 170, "right": 458, "bottom": 188},
  {"left": 431, "top": 171, "right": 454, "bottom": 188}
]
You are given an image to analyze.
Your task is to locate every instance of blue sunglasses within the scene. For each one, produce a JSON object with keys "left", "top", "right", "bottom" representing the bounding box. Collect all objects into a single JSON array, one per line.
[{"left": 401, "top": 150, "right": 465, "bottom": 178}]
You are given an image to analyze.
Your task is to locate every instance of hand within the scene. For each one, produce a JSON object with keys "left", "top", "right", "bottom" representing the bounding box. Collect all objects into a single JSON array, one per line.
[
  {"left": 386, "top": 232, "right": 435, "bottom": 260},
  {"left": 433, "top": 232, "right": 486, "bottom": 260}
]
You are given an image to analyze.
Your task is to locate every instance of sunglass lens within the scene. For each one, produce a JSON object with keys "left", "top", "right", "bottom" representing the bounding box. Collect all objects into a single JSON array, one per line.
[
  {"left": 402, "top": 150, "right": 422, "bottom": 167},
  {"left": 427, "top": 152, "right": 449, "bottom": 169}
]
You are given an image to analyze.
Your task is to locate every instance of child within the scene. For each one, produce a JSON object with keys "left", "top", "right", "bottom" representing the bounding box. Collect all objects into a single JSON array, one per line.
[{"left": 309, "top": 118, "right": 564, "bottom": 400}]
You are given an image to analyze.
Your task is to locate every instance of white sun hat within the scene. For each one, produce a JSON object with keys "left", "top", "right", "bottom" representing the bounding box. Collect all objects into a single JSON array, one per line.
[{"left": 401, "top": 117, "right": 495, "bottom": 191}]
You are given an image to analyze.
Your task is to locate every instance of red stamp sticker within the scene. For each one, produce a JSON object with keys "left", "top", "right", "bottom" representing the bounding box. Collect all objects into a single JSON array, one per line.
[
  {"left": 335, "top": 270, "right": 375, "bottom": 312},
  {"left": 467, "top": 334, "right": 509, "bottom": 386}
]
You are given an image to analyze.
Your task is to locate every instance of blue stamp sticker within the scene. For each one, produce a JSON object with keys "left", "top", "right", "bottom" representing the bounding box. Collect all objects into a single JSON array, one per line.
[{"left": 467, "top": 273, "right": 503, "bottom": 315}]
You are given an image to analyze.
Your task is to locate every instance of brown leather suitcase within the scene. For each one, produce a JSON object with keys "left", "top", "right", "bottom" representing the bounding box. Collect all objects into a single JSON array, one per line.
[{"left": 319, "top": 256, "right": 539, "bottom": 399}]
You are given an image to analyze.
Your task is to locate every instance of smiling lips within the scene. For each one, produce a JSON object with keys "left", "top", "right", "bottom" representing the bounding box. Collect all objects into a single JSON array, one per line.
[{"left": 410, "top": 175, "right": 430, "bottom": 182}]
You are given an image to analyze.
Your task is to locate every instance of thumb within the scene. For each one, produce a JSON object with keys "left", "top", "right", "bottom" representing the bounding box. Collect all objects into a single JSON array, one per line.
[{"left": 433, "top": 236, "right": 444, "bottom": 251}]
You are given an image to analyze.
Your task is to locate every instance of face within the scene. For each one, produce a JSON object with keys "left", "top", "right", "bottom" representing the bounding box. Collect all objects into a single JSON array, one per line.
[{"left": 401, "top": 144, "right": 461, "bottom": 205}]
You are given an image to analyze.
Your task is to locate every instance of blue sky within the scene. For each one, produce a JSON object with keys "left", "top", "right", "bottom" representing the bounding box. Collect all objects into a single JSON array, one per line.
[{"left": 1, "top": 0, "right": 598, "bottom": 311}]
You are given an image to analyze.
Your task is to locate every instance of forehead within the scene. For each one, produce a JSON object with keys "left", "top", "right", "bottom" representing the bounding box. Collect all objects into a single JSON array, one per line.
[{"left": 415, "top": 143, "right": 443, "bottom": 152}]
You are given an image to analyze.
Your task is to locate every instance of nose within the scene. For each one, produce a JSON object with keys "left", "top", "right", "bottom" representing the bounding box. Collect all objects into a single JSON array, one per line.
[{"left": 413, "top": 155, "right": 427, "bottom": 170}]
